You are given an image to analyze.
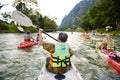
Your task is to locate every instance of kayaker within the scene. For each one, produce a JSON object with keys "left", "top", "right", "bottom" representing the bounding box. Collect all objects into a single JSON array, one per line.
[
  {"left": 24, "top": 31, "right": 34, "bottom": 42},
  {"left": 81, "top": 32, "right": 87, "bottom": 37},
  {"left": 38, "top": 28, "right": 73, "bottom": 74},
  {"left": 36, "top": 33, "right": 39, "bottom": 42},
  {"left": 81, "top": 32, "right": 90, "bottom": 39},
  {"left": 98, "top": 34, "right": 115, "bottom": 50}
]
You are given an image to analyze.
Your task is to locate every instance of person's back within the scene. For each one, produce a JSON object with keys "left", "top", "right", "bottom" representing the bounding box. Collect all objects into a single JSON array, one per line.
[
  {"left": 103, "top": 34, "right": 114, "bottom": 50},
  {"left": 48, "top": 42, "right": 71, "bottom": 74},
  {"left": 39, "top": 29, "right": 73, "bottom": 74},
  {"left": 36, "top": 33, "right": 39, "bottom": 42},
  {"left": 98, "top": 34, "right": 115, "bottom": 50},
  {"left": 24, "top": 32, "right": 34, "bottom": 42},
  {"left": 24, "top": 32, "right": 30, "bottom": 42}
]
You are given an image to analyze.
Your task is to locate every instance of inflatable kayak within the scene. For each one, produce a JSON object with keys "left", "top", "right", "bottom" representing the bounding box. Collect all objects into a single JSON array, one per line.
[
  {"left": 96, "top": 45, "right": 120, "bottom": 75},
  {"left": 101, "top": 49, "right": 116, "bottom": 55},
  {"left": 107, "top": 56, "right": 120, "bottom": 75},
  {"left": 38, "top": 63, "right": 83, "bottom": 80},
  {"left": 18, "top": 42, "right": 38, "bottom": 48}
]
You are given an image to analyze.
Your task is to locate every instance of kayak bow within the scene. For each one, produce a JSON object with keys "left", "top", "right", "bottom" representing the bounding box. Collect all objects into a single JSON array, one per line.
[
  {"left": 18, "top": 42, "right": 38, "bottom": 48},
  {"left": 38, "top": 62, "right": 83, "bottom": 80}
]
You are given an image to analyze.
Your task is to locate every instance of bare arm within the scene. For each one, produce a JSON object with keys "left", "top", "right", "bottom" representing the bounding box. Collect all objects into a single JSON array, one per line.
[
  {"left": 43, "top": 42, "right": 55, "bottom": 53},
  {"left": 30, "top": 36, "right": 34, "bottom": 41},
  {"left": 38, "top": 28, "right": 43, "bottom": 45},
  {"left": 69, "top": 48, "right": 74, "bottom": 57},
  {"left": 98, "top": 39, "right": 106, "bottom": 49},
  {"left": 38, "top": 28, "right": 55, "bottom": 53}
]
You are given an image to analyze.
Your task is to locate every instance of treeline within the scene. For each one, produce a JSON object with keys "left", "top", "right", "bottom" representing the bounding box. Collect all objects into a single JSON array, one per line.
[
  {"left": 0, "top": 1, "right": 57, "bottom": 33},
  {"left": 80, "top": 0, "right": 120, "bottom": 31},
  {"left": 15, "top": 2, "right": 57, "bottom": 32},
  {"left": 0, "top": 20, "right": 18, "bottom": 33}
]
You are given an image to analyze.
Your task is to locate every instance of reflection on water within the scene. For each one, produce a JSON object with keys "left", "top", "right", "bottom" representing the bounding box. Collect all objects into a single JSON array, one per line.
[
  {"left": 0, "top": 33, "right": 120, "bottom": 80},
  {"left": 19, "top": 47, "right": 33, "bottom": 52}
]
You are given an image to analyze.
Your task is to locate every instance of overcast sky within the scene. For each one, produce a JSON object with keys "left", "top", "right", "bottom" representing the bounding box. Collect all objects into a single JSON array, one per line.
[{"left": 0, "top": 0, "right": 81, "bottom": 25}]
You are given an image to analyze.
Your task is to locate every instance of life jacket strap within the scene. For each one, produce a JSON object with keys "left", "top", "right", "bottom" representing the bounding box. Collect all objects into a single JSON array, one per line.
[
  {"left": 52, "top": 56, "right": 70, "bottom": 67},
  {"left": 103, "top": 46, "right": 115, "bottom": 50}
]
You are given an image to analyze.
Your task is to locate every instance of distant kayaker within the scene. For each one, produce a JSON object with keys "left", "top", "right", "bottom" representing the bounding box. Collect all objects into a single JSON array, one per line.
[
  {"left": 98, "top": 34, "right": 115, "bottom": 50},
  {"left": 36, "top": 33, "right": 39, "bottom": 42},
  {"left": 24, "top": 31, "right": 34, "bottom": 42},
  {"left": 81, "top": 32, "right": 90, "bottom": 39},
  {"left": 38, "top": 28, "right": 73, "bottom": 74}
]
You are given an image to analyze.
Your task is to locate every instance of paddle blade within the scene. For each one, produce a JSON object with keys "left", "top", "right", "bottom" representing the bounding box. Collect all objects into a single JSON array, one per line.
[
  {"left": 18, "top": 26, "right": 25, "bottom": 32},
  {"left": 12, "top": 10, "right": 33, "bottom": 27}
]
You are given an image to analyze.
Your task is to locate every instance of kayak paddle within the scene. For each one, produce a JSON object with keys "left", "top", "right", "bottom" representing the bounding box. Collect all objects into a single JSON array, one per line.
[
  {"left": 12, "top": 10, "right": 58, "bottom": 41},
  {"left": 17, "top": 26, "right": 25, "bottom": 32}
]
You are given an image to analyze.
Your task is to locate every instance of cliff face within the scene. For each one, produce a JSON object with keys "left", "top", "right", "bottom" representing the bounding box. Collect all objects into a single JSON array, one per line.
[{"left": 59, "top": 0, "right": 100, "bottom": 29}]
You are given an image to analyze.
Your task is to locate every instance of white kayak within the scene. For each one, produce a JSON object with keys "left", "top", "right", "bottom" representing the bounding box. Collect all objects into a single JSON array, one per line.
[{"left": 38, "top": 63, "right": 83, "bottom": 80}]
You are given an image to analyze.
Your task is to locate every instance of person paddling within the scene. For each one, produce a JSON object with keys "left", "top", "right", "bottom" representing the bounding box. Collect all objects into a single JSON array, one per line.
[
  {"left": 97, "top": 34, "right": 116, "bottom": 56},
  {"left": 98, "top": 34, "right": 115, "bottom": 50},
  {"left": 24, "top": 31, "right": 34, "bottom": 42},
  {"left": 38, "top": 28, "right": 73, "bottom": 74},
  {"left": 36, "top": 33, "right": 39, "bottom": 42}
]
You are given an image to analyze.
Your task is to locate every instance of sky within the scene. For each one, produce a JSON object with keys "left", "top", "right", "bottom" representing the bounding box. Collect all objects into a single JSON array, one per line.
[{"left": 0, "top": 0, "right": 81, "bottom": 25}]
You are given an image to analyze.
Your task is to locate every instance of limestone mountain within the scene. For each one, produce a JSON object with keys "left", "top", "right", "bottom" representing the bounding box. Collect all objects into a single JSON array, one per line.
[{"left": 59, "top": 0, "right": 100, "bottom": 30}]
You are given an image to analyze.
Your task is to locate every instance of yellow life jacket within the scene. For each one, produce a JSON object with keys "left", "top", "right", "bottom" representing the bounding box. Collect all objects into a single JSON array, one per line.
[
  {"left": 104, "top": 39, "right": 114, "bottom": 50},
  {"left": 51, "top": 43, "right": 70, "bottom": 67},
  {"left": 107, "top": 46, "right": 114, "bottom": 50}
]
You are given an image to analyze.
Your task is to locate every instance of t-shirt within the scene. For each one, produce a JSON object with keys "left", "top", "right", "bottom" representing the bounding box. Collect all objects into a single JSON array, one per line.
[{"left": 24, "top": 34, "right": 30, "bottom": 38}]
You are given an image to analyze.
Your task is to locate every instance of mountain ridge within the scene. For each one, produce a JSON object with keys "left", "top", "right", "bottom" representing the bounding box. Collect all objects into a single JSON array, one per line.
[{"left": 59, "top": 0, "right": 100, "bottom": 30}]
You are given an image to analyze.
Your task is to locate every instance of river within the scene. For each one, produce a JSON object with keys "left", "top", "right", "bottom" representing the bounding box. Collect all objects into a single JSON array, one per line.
[{"left": 0, "top": 32, "right": 120, "bottom": 80}]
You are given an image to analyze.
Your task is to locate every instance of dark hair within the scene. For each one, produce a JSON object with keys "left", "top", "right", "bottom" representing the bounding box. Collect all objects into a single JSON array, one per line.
[
  {"left": 58, "top": 33, "right": 68, "bottom": 42},
  {"left": 26, "top": 32, "right": 30, "bottom": 34},
  {"left": 37, "top": 33, "right": 39, "bottom": 36}
]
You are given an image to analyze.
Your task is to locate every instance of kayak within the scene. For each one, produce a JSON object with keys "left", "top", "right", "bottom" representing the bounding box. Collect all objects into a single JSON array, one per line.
[
  {"left": 96, "top": 42, "right": 116, "bottom": 56},
  {"left": 18, "top": 42, "right": 38, "bottom": 48},
  {"left": 97, "top": 45, "right": 120, "bottom": 75},
  {"left": 107, "top": 56, "right": 120, "bottom": 75},
  {"left": 101, "top": 49, "right": 116, "bottom": 55},
  {"left": 38, "top": 63, "right": 83, "bottom": 80}
]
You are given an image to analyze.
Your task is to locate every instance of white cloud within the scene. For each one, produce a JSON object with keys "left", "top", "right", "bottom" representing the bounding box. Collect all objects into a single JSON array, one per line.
[{"left": 38, "top": 0, "right": 80, "bottom": 25}]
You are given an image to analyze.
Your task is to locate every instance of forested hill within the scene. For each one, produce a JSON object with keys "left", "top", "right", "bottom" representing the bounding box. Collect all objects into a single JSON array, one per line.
[{"left": 59, "top": 0, "right": 100, "bottom": 30}]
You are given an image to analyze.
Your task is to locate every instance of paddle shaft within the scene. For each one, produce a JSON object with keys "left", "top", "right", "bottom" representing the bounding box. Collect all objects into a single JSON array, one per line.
[{"left": 43, "top": 31, "right": 58, "bottom": 41}]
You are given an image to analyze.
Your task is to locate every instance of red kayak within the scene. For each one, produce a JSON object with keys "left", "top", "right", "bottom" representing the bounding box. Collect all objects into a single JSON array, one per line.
[
  {"left": 100, "top": 49, "right": 120, "bottom": 75},
  {"left": 107, "top": 56, "right": 120, "bottom": 75},
  {"left": 18, "top": 42, "right": 38, "bottom": 48}
]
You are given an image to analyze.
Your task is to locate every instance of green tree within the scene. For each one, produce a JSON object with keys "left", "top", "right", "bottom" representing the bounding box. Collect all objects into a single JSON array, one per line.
[
  {"left": 13, "top": 0, "right": 57, "bottom": 32},
  {"left": 80, "top": 0, "right": 120, "bottom": 30},
  {"left": 1, "top": 12, "right": 11, "bottom": 22},
  {"left": 43, "top": 16, "right": 57, "bottom": 32}
]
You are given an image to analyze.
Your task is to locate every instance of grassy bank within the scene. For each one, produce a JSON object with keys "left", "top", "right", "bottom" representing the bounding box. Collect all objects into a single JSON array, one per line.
[
  {"left": 0, "top": 20, "right": 37, "bottom": 33},
  {"left": 96, "top": 28, "right": 120, "bottom": 35}
]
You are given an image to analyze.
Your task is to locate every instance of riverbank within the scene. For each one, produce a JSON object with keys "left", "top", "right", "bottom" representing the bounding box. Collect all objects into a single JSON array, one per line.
[
  {"left": 0, "top": 20, "right": 37, "bottom": 33},
  {"left": 96, "top": 28, "right": 120, "bottom": 36}
]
